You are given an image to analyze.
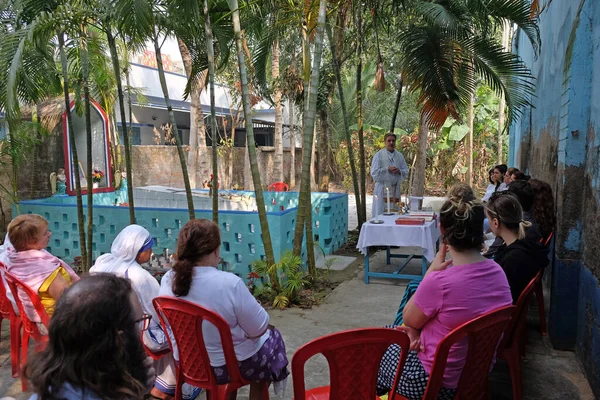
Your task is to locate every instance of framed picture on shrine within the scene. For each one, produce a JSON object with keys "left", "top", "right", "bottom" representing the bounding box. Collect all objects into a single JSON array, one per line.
[{"left": 62, "top": 99, "right": 114, "bottom": 195}]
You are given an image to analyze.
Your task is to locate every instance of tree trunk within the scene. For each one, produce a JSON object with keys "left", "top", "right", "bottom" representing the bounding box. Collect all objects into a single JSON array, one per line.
[
  {"left": 498, "top": 21, "right": 510, "bottom": 164},
  {"left": 411, "top": 114, "right": 428, "bottom": 197},
  {"left": 292, "top": 0, "right": 327, "bottom": 279},
  {"left": 288, "top": 99, "right": 296, "bottom": 188},
  {"left": 30, "top": 105, "right": 40, "bottom": 198},
  {"left": 154, "top": 32, "right": 195, "bottom": 220},
  {"left": 204, "top": 0, "right": 219, "bottom": 224},
  {"left": 467, "top": 94, "right": 474, "bottom": 186},
  {"left": 81, "top": 27, "right": 94, "bottom": 270},
  {"left": 58, "top": 32, "right": 87, "bottom": 268},
  {"left": 326, "top": 20, "right": 362, "bottom": 226},
  {"left": 318, "top": 107, "right": 330, "bottom": 192},
  {"left": 272, "top": 39, "right": 284, "bottom": 183},
  {"left": 311, "top": 124, "right": 317, "bottom": 191},
  {"left": 107, "top": 30, "right": 135, "bottom": 224},
  {"left": 178, "top": 38, "right": 209, "bottom": 188},
  {"left": 230, "top": 0, "right": 277, "bottom": 276},
  {"left": 390, "top": 77, "right": 403, "bottom": 132},
  {"left": 356, "top": 5, "right": 367, "bottom": 228}
]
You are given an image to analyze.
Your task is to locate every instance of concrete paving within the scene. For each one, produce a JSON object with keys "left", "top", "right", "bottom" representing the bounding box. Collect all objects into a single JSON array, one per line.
[{"left": 0, "top": 250, "right": 594, "bottom": 399}]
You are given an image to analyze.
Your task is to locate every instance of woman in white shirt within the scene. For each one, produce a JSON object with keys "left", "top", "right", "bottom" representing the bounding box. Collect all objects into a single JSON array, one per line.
[{"left": 159, "top": 219, "right": 288, "bottom": 400}]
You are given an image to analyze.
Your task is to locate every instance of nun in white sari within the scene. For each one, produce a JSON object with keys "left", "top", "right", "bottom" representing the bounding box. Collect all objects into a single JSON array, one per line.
[
  {"left": 91, "top": 225, "right": 200, "bottom": 400},
  {"left": 370, "top": 132, "right": 409, "bottom": 217}
]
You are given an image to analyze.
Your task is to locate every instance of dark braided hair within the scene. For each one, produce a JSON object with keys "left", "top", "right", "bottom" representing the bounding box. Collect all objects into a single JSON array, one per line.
[
  {"left": 172, "top": 219, "right": 221, "bottom": 297},
  {"left": 439, "top": 183, "right": 485, "bottom": 251}
]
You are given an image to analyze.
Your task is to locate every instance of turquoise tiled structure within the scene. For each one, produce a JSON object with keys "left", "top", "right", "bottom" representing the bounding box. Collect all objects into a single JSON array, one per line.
[{"left": 15, "top": 189, "right": 348, "bottom": 280}]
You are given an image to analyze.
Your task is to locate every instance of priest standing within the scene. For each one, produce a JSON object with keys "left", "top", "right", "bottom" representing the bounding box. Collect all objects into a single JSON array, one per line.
[{"left": 370, "top": 132, "right": 409, "bottom": 218}]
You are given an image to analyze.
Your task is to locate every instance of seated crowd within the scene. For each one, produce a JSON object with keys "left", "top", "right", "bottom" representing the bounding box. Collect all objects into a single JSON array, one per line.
[{"left": 0, "top": 168, "right": 554, "bottom": 400}]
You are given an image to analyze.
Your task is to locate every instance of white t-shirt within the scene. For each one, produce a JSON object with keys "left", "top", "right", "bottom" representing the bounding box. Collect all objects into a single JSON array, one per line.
[
  {"left": 482, "top": 184, "right": 496, "bottom": 202},
  {"left": 159, "top": 267, "right": 270, "bottom": 366}
]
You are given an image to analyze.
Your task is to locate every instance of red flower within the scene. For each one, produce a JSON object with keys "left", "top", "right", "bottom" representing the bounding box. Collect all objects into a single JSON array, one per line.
[{"left": 247, "top": 271, "right": 260, "bottom": 279}]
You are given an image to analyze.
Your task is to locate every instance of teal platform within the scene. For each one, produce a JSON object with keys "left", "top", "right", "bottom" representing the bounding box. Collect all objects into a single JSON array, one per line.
[{"left": 15, "top": 188, "right": 348, "bottom": 279}]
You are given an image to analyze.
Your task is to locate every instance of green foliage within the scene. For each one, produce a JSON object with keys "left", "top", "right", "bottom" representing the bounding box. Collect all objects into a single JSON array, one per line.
[
  {"left": 426, "top": 84, "right": 508, "bottom": 194},
  {"left": 249, "top": 251, "right": 310, "bottom": 309}
]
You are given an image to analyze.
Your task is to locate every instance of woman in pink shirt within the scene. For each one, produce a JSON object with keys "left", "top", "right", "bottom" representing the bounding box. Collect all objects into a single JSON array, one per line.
[{"left": 377, "top": 184, "right": 513, "bottom": 399}]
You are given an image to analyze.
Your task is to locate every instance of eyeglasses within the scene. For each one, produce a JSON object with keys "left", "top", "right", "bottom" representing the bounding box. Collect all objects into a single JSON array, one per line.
[{"left": 134, "top": 314, "right": 152, "bottom": 331}]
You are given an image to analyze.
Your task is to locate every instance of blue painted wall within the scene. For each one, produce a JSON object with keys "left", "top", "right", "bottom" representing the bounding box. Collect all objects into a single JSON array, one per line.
[{"left": 510, "top": 0, "right": 600, "bottom": 396}]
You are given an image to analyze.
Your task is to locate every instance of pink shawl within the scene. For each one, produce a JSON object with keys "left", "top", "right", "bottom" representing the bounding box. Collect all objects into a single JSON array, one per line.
[{"left": 6, "top": 248, "right": 79, "bottom": 321}]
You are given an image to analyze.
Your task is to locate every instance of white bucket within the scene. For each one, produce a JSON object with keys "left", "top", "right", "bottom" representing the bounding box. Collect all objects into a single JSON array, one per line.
[{"left": 409, "top": 196, "right": 424, "bottom": 211}]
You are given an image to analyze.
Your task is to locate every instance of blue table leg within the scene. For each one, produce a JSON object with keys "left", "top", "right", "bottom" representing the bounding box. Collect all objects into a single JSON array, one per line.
[
  {"left": 386, "top": 246, "right": 391, "bottom": 265},
  {"left": 364, "top": 247, "right": 370, "bottom": 284}
]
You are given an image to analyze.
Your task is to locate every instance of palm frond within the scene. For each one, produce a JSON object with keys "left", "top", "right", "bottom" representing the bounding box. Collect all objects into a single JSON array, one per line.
[
  {"left": 464, "top": 0, "right": 540, "bottom": 52},
  {"left": 399, "top": 25, "right": 462, "bottom": 129},
  {"left": 470, "top": 35, "right": 535, "bottom": 128}
]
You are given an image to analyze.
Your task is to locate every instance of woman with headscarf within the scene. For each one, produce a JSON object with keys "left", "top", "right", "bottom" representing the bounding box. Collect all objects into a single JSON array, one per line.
[{"left": 91, "top": 225, "right": 200, "bottom": 400}]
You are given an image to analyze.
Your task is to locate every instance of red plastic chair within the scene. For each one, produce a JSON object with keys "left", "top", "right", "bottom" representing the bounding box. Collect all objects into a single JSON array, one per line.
[
  {"left": 3, "top": 271, "right": 50, "bottom": 391},
  {"left": 141, "top": 331, "right": 171, "bottom": 360},
  {"left": 268, "top": 182, "right": 289, "bottom": 192},
  {"left": 152, "top": 296, "right": 269, "bottom": 400},
  {"left": 0, "top": 267, "right": 22, "bottom": 378},
  {"left": 291, "top": 328, "right": 411, "bottom": 400},
  {"left": 497, "top": 272, "right": 541, "bottom": 400},
  {"left": 395, "top": 305, "right": 515, "bottom": 400}
]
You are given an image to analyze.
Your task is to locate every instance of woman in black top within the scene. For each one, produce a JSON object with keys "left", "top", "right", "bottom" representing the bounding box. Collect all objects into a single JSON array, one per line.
[{"left": 485, "top": 191, "right": 549, "bottom": 303}]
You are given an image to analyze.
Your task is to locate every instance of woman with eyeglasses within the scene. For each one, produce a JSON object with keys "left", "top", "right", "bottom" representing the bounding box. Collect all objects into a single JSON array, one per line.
[
  {"left": 159, "top": 219, "right": 289, "bottom": 400},
  {"left": 26, "top": 273, "right": 156, "bottom": 399},
  {"left": 485, "top": 191, "right": 549, "bottom": 303},
  {"left": 4, "top": 214, "right": 79, "bottom": 319},
  {"left": 91, "top": 225, "right": 200, "bottom": 400}
]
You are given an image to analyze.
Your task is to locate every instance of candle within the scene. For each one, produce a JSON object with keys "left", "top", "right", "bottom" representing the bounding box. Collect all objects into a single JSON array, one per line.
[
  {"left": 374, "top": 195, "right": 379, "bottom": 218},
  {"left": 386, "top": 187, "right": 391, "bottom": 214}
]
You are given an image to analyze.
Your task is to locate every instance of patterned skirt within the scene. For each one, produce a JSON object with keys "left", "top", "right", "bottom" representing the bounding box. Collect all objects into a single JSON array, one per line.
[
  {"left": 212, "top": 327, "right": 289, "bottom": 385},
  {"left": 377, "top": 347, "right": 456, "bottom": 400}
]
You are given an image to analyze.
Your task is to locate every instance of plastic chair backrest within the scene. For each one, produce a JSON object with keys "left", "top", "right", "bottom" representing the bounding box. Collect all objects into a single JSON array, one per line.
[
  {"left": 152, "top": 296, "right": 244, "bottom": 389},
  {"left": 499, "top": 271, "right": 540, "bottom": 349},
  {"left": 0, "top": 263, "right": 16, "bottom": 320},
  {"left": 424, "top": 305, "right": 516, "bottom": 400},
  {"left": 0, "top": 273, "right": 14, "bottom": 320},
  {"left": 268, "top": 182, "right": 289, "bottom": 192},
  {"left": 291, "top": 328, "right": 411, "bottom": 400},
  {"left": 543, "top": 232, "right": 554, "bottom": 248},
  {"left": 3, "top": 271, "right": 50, "bottom": 332}
]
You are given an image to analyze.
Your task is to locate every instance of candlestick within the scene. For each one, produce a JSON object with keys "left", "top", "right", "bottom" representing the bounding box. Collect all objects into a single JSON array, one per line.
[
  {"left": 386, "top": 187, "right": 391, "bottom": 214},
  {"left": 374, "top": 195, "right": 379, "bottom": 217}
]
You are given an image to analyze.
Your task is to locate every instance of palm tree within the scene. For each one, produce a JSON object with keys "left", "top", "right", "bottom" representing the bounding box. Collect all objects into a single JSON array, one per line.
[
  {"left": 57, "top": 32, "right": 88, "bottom": 267},
  {"left": 229, "top": 0, "right": 277, "bottom": 273},
  {"left": 378, "top": 0, "right": 540, "bottom": 199},
  {"left": 291, "top": 0, "right": 328, "bottom": 277},
  {"left": 354, "top": 2, "right": 367, "bottom": 227},
  {"left": 203, "top": 0, "right": 219, "bottom": 224},
  {"left": 104, "top": 23, "right": 136, "bottom": 224},
  {"left": 114, "top": 0, "right": 196, "bottom": 220},
  {"left": 272, "top": 36, "right": 284, "bottom": 183},
  {"left": 325, "top": 18, "right": 363, "bottom": 226},
  {"left": 498, "top": 20, "right": 511, "bottom": 163},
  {"left": 79, "top": 25, "right": 95, "bottom": 269},
  {"left": 0, "top": 0, "right": 92, "bottom": 266},
  {"left": 152, "top": 31, "right": 196, "bottom": 219}
]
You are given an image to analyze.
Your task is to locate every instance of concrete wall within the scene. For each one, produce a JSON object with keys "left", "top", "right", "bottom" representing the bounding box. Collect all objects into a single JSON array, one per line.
[
  {"left": 125, "top": 145, "right": 303, "bottom": 190},
  {"left": 509, "top": 0, "right": 600, "bottom": 396}
]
